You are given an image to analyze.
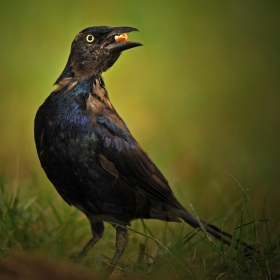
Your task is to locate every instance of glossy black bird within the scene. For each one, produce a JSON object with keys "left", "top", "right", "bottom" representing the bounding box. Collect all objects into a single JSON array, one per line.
[{"left": 34, "top": 26, "right": 249, "bottom": 278}]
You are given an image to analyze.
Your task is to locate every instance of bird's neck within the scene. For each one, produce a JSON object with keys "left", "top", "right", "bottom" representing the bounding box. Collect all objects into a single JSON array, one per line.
[
  {"left": 55, "top": 75, "right": 114, "bottom": 111},
  {"left": 92, "top": 76, "right": 113, "bottom": 110}
]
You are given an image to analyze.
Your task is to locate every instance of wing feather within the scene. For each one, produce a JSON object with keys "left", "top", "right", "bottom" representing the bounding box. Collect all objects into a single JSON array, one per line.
[{"left": 94, "top": 116, "right": 181, "bottom": 207}]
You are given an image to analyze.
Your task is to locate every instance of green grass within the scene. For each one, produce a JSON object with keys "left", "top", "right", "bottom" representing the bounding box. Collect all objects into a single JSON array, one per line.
[{"left": 0, "top": 172, "right": 279, "bottom": 279}]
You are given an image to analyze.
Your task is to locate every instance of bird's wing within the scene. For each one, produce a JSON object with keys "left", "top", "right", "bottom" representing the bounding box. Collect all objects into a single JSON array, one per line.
[{"left": 94, "top": 116, "right": 181, "bottom": 207}]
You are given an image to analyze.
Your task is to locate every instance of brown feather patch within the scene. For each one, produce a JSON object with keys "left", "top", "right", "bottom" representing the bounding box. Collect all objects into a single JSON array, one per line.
[{"left": 99, "top": 154, "right": 119, "bottom": 178}]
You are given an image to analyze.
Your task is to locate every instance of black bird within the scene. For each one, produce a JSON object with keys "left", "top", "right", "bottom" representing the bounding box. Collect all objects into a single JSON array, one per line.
[{"left": 34, "top": 26, "right": 249, "bottom": 278}]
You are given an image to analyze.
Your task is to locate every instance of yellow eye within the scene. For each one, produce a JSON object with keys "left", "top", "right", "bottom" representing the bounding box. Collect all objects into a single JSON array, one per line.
[{"left": 86, "top": 34, "right": 94, "bottom": 43}]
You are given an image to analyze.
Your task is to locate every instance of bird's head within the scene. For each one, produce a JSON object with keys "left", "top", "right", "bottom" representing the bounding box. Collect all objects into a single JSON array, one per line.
[{"left": 55, "top": 26, "right": 142, "bottom": 84}]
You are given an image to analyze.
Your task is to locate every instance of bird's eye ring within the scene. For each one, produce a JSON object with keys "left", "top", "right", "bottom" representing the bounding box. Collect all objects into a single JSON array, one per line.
[{"left": 86, "top": 35, "right": 94, "bottom": 43}]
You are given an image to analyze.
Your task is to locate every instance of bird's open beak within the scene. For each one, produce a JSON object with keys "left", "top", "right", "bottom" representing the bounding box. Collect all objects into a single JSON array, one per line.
[{"left": 105, "top": 26, "right": 143, "bottom": 53}]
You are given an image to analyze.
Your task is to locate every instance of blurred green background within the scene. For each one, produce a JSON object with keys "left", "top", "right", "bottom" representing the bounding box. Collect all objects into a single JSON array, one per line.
[{"left": 0, "top": 1, "right": 279, "bottom": 221}]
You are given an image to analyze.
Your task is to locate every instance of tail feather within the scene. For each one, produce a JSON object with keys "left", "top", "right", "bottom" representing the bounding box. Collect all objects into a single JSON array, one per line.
[
  {"left": 178, "top": 209, "right": 232, "bottom": 245},
  {"left": 177, "top": 209, "right": 253, "bottom": 254}
]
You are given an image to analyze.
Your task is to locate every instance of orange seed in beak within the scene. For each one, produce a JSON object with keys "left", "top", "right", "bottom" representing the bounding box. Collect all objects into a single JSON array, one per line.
[{"left": 114, "top": 33, "right": 128, "bottom": 42}]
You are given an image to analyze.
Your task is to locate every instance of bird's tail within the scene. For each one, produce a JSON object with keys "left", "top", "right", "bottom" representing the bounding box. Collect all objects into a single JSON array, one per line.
[{"left": 177, "top": 209, "right": 253, "bottom": 254}]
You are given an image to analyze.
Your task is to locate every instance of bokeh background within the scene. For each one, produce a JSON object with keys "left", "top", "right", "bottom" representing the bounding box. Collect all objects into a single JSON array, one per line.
[{"left": 0, "top": 1, "right": 279, "bottom": 224}]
